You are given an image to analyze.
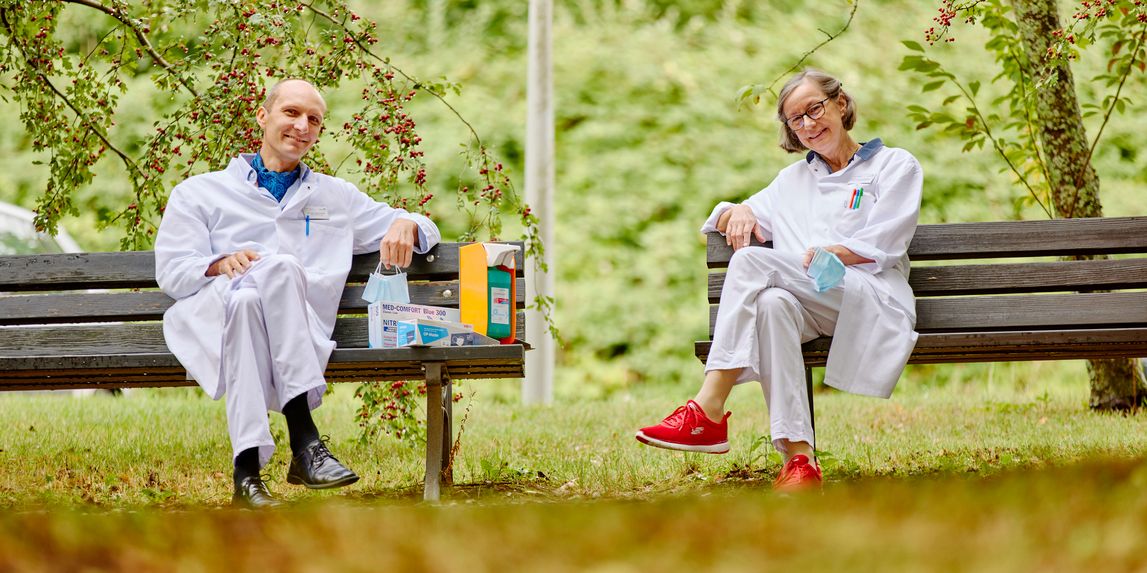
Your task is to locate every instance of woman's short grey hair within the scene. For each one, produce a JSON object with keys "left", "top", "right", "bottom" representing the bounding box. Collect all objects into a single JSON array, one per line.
[{"left": 775, "top": 69, "right": 856, "bottom": 153}]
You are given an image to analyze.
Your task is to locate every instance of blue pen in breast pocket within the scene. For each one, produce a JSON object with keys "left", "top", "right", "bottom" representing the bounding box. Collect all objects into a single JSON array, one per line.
[{"left": 305, "top": 214, "right": 310, "bottom": 236}]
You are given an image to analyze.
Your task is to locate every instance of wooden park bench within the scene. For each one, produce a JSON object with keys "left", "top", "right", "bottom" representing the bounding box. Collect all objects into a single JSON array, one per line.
[
  {"left": 696, "top": 216, "right": 1147, "bottom": 429},
  {"left": 0, "top": 243, "right": 527, "bottom": 501}
]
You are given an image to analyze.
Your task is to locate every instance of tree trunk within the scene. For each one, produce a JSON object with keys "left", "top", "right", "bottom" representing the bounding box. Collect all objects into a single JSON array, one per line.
[{"left": 1010, "top": 0, "right": 1147, "bottom": 410}]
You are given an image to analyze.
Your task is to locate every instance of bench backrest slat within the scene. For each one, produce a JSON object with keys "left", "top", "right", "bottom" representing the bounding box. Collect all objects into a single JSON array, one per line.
[
  {"left": 707, "top": 291, "right": 1147, "bottom": 336},
  {"left": 0, "top": 278, "right": 526, "bottom": 326},
  {"left": 908, "top": 216, "right": 1147, "bottom": 260},
  {"left": 0, "top": 241, "right": 529, "bottom": 363},
  {"left": 701, "top": 217, "right": 1147, "bottom": 341},
  {"left": 913, "top": 292, "right": 1147, "bottom": 332},
  {"left": 0, "top": 312, "right": 527, "bottom": 360},
  {"left": 705, "top": 216, "right": 1147, "bottom": 267},
  {"left": 0, "top": 243, "right": 526, "bottom": 292},
  {"left": 706, "top": 258, "right": 1147, "bottom": 300}
]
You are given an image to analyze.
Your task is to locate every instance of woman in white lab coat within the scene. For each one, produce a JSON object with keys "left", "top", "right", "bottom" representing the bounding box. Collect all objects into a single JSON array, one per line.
[{"left": 636, "top": 69, "right": 923, "bottom": 491}]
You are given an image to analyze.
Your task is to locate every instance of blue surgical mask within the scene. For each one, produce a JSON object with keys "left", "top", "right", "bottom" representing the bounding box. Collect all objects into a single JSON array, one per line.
[
  {"left": 807, "top": 247, "right": 845, "bottom": 292},
  {"left": 362, "top": 263, "right": 410, "bottom": 304}
]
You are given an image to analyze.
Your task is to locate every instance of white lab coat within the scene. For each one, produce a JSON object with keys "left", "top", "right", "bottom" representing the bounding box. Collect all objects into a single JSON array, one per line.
[
  {"left": 702, "top": 140, "right": 923, "bottom": 398},
  {"left": 155, "top": 154, "right": 441, "bottom": 399}
]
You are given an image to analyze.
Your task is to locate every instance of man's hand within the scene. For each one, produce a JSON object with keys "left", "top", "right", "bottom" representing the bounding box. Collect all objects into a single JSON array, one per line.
[
  {"left": 718, "top": 204, "right": 766, "bottom": 251},
  {"left": 380, "top": 219, "right": 419, "bottom": 269},
  {"left": 207, "top": 250, "right": 261, "bottom": 279}
]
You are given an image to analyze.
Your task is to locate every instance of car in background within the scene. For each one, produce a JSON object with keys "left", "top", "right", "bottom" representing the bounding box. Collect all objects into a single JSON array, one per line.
[
  {"left": 0, "top": 201, "right": 82, "bottom": 255},
  {"left": 0, "top": 201, "right": 125, "bottom": 396}
]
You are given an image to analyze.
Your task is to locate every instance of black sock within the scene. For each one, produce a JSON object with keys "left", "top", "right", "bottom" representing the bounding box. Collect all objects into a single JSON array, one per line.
[
  {"left": 233, "top": 447, "right": 261, "bottom": 486},
  {"left": 283, "top": 393, "right": 320, "bottom": 456}
]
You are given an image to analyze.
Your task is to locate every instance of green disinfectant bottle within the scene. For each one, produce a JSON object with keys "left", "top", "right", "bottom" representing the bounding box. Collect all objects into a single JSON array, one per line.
[{"left": 486, "top": 264, "right": 513, "bottom": 340}]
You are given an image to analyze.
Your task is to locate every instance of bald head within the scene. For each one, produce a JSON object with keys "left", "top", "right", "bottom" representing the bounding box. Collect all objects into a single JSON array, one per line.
[{"left": 262, "top": 79, "right": 327, "bottom": 115}]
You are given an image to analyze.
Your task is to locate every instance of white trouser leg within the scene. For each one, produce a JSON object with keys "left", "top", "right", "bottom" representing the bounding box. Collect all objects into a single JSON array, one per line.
[
  {"left": 705, "top": 248, "right": 845, "bottom": 454},
  {"left": 221, "top": 254, "right": 328, "bottom": 468}
]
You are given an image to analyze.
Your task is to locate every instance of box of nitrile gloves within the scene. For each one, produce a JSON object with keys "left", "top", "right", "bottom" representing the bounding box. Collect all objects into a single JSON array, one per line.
[
  {"left": 393, "top": 318, "right": 500, "bottom": 348},
  {"left": 367, "top": 302, "right": 461, "bottom": 349}
]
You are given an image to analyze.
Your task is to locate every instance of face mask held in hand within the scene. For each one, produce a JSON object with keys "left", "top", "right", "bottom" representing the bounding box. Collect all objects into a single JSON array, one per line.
[
  {"left": 807, "top": 247, "right": 846, "bottom": 292},
  {"left": 362, "top": 263, "right": 410, "bottom": 304}
]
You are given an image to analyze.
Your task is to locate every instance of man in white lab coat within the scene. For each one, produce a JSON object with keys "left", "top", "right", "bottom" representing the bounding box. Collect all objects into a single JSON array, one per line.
[{"left": 155, "top": 79, "right": 440, "bottom": 508}]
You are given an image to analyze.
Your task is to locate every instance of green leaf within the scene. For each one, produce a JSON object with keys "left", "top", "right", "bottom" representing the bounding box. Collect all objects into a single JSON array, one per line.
[
  {"left": 902, "top": 40, "right": 925, "bottom": 53},
  {"left": 969, "top": 80, "right": 981, "bottom": 97},
  {"left": 922, "top": 80, "right": 945, "bottom": 92},
  {"left": 898, "top": 56, "right": 924, "bottom": 71},
  {"left": 942, "top": 95, "right": 960, "bottom": 106}
]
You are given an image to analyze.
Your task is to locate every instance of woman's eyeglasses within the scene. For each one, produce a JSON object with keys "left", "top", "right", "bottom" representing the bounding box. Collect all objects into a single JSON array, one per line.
[{"left": 785, "top": 97, "right": 831, "bottom": 130}]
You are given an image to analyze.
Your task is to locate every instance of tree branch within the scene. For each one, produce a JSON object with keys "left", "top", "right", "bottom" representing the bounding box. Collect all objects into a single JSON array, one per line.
[
  {"left": 759, "top": 0, "right": 860, "bottom": 99},
  {"left": 0, "top": 8, "right": 146, "bottom": 185},
  {"left": 1064, "top": 20, "right": 1147, "bottom": 218},
  {"left": 300, "top": 1, "right": 485, "bottom": 151},
  {"left": 951, "top": 77, "right": 1053, "bottom": 218},
  {"left": 1011, "top": 50, "right": 1052, "bottom": 197},
  {"left": 60, "top": 0, "right": 199, "bottom": 98},
  {"left": 1084, "top": 21, "right": 1146, "bottom": 168}
]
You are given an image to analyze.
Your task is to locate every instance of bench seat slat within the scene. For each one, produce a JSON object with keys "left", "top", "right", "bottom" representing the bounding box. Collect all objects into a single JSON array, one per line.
[
  {"left": 707, "top": 291, "right": 1147, "bottom": 336},
  {"left": 706, "top": 258, "right": 1147, "bottom": 301},
  {"left": 694, "top": 327, "right": 1147, "bottom": 367},
  {"left": 0, "top": 345, "right": 525, "bottom": 390},
  {"left": 0, "top": 243, "right": 525, "bottom": 292},
  {"left": 0, "top": 278, "right": 526, "bottom": 326}
]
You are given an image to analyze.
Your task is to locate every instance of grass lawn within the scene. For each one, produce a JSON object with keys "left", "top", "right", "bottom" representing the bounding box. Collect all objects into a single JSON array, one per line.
[{"left": 2, "top": 359, "right": 1147, "bottom": 570}]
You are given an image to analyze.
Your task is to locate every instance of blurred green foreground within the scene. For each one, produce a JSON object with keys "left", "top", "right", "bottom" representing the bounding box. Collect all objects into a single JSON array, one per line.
[{"left": 3, "top": 361, "right": 1147, "bottom": 571}]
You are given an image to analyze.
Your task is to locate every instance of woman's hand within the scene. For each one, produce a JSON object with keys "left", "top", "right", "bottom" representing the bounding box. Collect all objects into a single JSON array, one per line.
[
  {"left": 718, "top": 204, "right": 765, "bottom": 251},
  {"left": 802, "top": 245, "right": 875, "bottom": 269}
]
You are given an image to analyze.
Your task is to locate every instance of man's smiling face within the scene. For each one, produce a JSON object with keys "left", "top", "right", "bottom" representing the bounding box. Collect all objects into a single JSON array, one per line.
[{"left": 255, "top": 79, "right": 326, "bottom": 171}]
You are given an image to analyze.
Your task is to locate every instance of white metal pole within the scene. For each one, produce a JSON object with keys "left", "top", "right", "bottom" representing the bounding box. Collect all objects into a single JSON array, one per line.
[{"left": 524, "top": 0, "right": 554, "bottom": 405}]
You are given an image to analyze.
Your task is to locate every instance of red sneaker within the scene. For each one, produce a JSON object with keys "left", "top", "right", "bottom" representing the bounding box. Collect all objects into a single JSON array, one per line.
[
  {"left": 635, "top": 400, "right": 730, "bottom": 454},
  {"left": 773, "top": 454, "right": 822, "bottom": 492}
]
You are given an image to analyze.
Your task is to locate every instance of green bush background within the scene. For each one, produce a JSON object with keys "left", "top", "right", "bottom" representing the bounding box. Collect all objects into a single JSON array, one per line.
[{"left": 1, "top": 0, "right": 1143, "bottom": 397}]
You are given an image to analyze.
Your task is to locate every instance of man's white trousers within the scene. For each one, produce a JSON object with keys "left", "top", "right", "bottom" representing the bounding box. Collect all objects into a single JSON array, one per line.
[
  {"left": 705, "top": 248, "right": 844, "bottom": 454},
  {"left": 221, "top": 255, "right": 327, "bottom": 467}
]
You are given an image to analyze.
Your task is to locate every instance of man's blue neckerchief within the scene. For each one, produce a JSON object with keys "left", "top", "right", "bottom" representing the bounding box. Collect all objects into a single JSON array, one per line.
[{"left": 251, "top": 154, "right": 300, "bottom": 203}]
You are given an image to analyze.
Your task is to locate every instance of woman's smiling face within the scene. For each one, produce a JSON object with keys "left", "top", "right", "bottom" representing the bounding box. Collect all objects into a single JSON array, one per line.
[{"left": 782, "top": 80, "right": 847, "bottom": 156}]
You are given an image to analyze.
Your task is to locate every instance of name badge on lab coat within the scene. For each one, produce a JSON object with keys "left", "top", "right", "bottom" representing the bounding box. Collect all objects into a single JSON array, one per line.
[{"left": 303, "top": 206, "right": 330, "bottom": 220}]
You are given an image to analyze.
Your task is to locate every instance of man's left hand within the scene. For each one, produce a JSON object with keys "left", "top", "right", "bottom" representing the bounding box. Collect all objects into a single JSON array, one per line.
[{"left": 380, "top": 219, "right": 419, "bottom": 269}]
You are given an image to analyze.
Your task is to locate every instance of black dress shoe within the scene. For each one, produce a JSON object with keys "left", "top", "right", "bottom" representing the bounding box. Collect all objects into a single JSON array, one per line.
[
  {"left": 232, "top": 475, "right": 284, "bottom": 509},
  {"left": 287, "top": 439, "right": 360, "bottom": 489}
]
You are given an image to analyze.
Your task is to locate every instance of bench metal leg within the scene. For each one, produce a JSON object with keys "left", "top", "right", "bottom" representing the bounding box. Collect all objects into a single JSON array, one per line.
[
  {"left": 424, "top": 362, "right": 448, "bottom": 502},
  {"left": 441, "top": 374, "right": 454, "bottom": 487},
  {"left": 805, "top": 366, "right": 816, "bottom": 461}
]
